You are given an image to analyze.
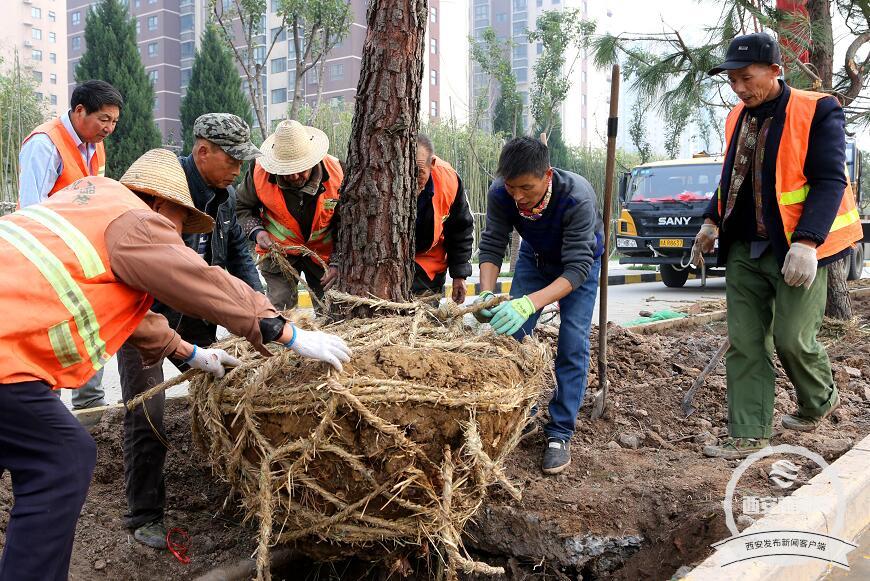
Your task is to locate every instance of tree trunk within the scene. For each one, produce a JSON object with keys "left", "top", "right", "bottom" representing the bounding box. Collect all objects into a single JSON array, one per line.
[
  {"left": 805, "top": 0, "right": 852, "bottom": 319},
  {"left": 309, "top": 53, "right": 328, "bottom": 123},
  {"left": 824, "top": 258, "right": 852, "bottom": 319},
  {"left": 334, "top": 0, "right": 427, "bottom": 316},
  {"left": 807, "top": 0, "right": 834, "bottom": 90}
]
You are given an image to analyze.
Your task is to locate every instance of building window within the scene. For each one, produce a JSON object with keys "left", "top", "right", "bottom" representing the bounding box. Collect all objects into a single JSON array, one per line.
[
  {"left": 181, "top": 14, "right": 194, "bottom": 33},
  {"left": 148, "top": 70, "right": 158, "bottom": 84},
  {"left": 271, "top": 57, "right": 287, "bottom": 74},
  {"left": 148, "top": 42, "right": 158, "bottom": 57},
  {"left": 181, "top": 68, "right": 192, "bottom": 86},
  {"left": 330, "top": 63, "right": 344, "bottom": 80},
  {"left": 513, "top": 0, "right": 527, "bottom": 9},
  {"left": 430, "top": 69, "right": 437, "bottom": 86},
  {"left": 581, "top": 94, "right": 586, "bottom": 106},
  {"left": 148, "top": 16, "right": 158, "bottom": 31},
  {"left": 48, "top": 10, "right": 56, "bottom": 22},
  {"left": 35, "top": 92, "right": 43, "bottom": 101},
  {"left": 71, "top": 11, "right": 81, "bottom": 26},
  {"left": 153, "top": 96, "right": 159, "bottom": 111},
  {"left": 31, "top": 7, "right": 41, "bottom": 19},
  {"left": 271, "top": 88, "right": 287, "bottom": 103},
  {"left": 149, "top": 0, "right": 158, "bottom": 4},
  {"left": 330, "top": 96, "right": 344, "bottom": 107},
  {"left": 50, "top": 73, "right": 57, "bottom": 84},
  {"left": 430, "top": 6, "right": 436, "bottom": 23},
  {"left": 71, "top": 37, "right": 81, "bottom": 51},
  {"left": 49, "top": 52, "right": 56, "bottom": 64},
  {"left": 430, "top": 38, "right": 437, "bottom": 54},
  {"left": 496, "top": 12, "right": 507, "bottom": 22},
  {"left": 50, "top": 94, "right": 58, "bottom": 105},
  {"left": 430, "top": 100, "right": 437, "bottom": 117},
  {"left": 32, "top": 28, "right": 42, "bottom": 41},
  {"left": 271, "top": 0, "right": 281, "bottom": 10},
  {"left": 253, "top": 46, "right": 265, "bottom": 64},
  {"left": 271, "top": 26, "right": 286, "bottom": 42},
  {"left": 536, "top": 42, "right": 543, "bottom": 55},
  {"left": 181, "top": 41, "right": 194, "bottom": 58},
  {"left": 515, "top": 67, "right": 527, "bottom": 82},
  {"left": 474, "top": 5, "right": 487, "bottom": 19},
  {"left": 33, "top": 70, "right": 43, "bottom": 83},
  {"left": 32, "top": 49, "right": 43, "bottom": 61},
  {"left": 48, "top": 32, "right": 57, "bottom": 44}
]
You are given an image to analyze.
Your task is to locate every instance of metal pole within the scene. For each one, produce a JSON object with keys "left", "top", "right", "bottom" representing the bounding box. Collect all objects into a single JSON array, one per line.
[{"left": 591, "top": 64, "right": 620, "bottom": 420}]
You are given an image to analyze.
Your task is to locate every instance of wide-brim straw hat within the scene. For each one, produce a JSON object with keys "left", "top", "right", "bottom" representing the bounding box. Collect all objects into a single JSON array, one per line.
[
  {"left": 258, "top": 120, "right": 329, "bottom": 176},
  {"left": 120, "top": 148, "right": 215, "bottom": 234}
]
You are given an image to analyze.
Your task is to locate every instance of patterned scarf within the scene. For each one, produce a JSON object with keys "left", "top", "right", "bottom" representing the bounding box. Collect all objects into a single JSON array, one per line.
[{"left": 517, "top": 178, "right": 553, "bottom": 221}]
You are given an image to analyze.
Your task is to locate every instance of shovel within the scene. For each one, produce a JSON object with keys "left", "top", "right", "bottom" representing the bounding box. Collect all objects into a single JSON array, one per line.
[
  {"left": 591, "top": 64, "right": 621, "bottom": 421},
  {"left": 681, "top": 338, "right": 729, "bottom": 417}
]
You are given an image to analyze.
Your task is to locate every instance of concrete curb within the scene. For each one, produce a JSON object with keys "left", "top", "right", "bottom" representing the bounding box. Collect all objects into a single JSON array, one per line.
[{"left": 685, "top": 433, "right": 870, "bottom": 580}]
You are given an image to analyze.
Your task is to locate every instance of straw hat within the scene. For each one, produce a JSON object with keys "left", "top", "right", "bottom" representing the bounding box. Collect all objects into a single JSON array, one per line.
[
  {"left": 120, "top": 148, "right": 215, "bottom": 234},
  {"left": 258, "top": 120, "right": 329, "bottom": 176}
]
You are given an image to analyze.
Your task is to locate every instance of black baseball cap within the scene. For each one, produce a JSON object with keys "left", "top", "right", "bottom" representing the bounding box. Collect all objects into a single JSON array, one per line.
[{"left": 707, "top": 32, "right": 782, "bottom": 76}]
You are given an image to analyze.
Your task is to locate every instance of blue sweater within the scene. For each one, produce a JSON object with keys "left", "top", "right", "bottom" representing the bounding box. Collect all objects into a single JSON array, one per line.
[
  {"left": 704, "top": 83, "right": 851, "bottom": 267},
  {"left": 478, "top": 168, "right": 604, "bottom": 289}
]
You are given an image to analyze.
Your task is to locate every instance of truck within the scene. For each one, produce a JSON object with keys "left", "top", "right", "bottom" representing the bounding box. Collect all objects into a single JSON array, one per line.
[{"left": 615, "top": 142, "right": 865, "bottom": 287}]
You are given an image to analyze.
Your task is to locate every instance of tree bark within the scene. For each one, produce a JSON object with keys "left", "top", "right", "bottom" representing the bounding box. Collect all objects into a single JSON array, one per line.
[
  {"left": 334, "top": 0, "right": 427, "bottom": 315},
  {"left": 824, "top": 258, "right": 852, "bottom": 319},
  {"left": 807, "top": 0, "right": 834, "bottom": 90}
]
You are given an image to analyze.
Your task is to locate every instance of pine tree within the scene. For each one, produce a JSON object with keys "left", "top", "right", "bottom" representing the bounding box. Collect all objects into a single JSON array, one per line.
[
  {"left": 74, "top": 0, "right": 161, "bottom": 178},
  {"left": 180, "top": 24, "right": 253, "bottom": 156}
]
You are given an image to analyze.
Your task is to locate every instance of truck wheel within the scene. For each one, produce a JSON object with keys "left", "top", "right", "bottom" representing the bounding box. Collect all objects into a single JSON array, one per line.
[
  {"left": 847, "top": 243, "right": 865, "bottom": 281},
  {"left": 660, "top": 265, "right": 689, "bottom": 288}
]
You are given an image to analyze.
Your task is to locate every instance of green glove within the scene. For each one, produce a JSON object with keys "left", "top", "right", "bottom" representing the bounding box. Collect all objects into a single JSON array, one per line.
[
  {"left": 490, "top": 295, "right": 536, "bottom": 335},
  {"left": 472, "top": 291, "right": 496, "bottom": 323}
]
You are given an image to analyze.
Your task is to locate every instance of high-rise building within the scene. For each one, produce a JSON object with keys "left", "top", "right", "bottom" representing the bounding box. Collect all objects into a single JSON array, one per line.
[
  {"left": 66, "top": 0, "right": 444, "bottom": 145},
  {"left": 0, "top": 0, "right": 68, "bottom": 117},
  {"left": 67, "top": 0, "right": 186, "bottom": 143},
  {"left": 469, "top": 0, "right": 608, "bottom": 145}
]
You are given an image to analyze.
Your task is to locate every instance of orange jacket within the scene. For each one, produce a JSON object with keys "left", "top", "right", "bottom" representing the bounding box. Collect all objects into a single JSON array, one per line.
[
  {"left": 254, "top": 155, "right": 342, "bottom": 264},
  {"left": 23, "top": 117, "right": 106, "bottom": 196},
  {"left": 0, "top": 178, "right": 153, "bottom": 388},
  {"left": 719, "top": 88, "right": 861, "bottom": 259},
  {"left": 414, "top": 156, "right": 461, "bottom": 280}
]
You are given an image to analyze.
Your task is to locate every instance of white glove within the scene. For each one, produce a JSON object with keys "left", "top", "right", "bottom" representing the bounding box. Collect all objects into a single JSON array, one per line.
[
  {"left": 781, "top": 242, "right": 818, "bottom": 289},
  {"left": 285, "top": 325, "right": 352, "bottom": 372},
  {"left": 185, "top": 346, "right": 241, "bottom": 378}
]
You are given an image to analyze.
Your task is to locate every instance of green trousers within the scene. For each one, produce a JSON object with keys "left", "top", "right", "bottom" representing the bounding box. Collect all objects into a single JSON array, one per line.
[{"left": 725, "top": 241, "right": 838, "bottom": 438}]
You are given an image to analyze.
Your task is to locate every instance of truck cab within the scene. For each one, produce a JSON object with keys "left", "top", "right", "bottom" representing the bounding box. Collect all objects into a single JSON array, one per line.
[{"left": 615, "top": 155, "right": 723, "bottom": 287}]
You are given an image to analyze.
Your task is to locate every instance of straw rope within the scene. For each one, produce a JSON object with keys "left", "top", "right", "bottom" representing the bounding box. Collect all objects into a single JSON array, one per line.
[{"left": 168, "top": 292, "right": 549, "bottom": 579}]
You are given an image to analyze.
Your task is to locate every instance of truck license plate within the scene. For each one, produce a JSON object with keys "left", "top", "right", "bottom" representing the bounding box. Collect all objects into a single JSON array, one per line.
[{"left": 659, "top": 238, "right": 683, "bottom": 248}]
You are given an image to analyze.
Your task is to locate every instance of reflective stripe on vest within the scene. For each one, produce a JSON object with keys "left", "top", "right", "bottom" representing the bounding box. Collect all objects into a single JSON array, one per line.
[
  {"left": 720, "top": 88, "right": 862, "bottom": 259},
  {"left": 414, "top": 157, "right": 461, "bottom": 280},
  {"left": 0, "top": 220, "right": 107, "bottom": 370}
]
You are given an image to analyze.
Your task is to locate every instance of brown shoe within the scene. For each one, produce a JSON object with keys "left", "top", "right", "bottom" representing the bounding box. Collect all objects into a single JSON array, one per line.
[
  {"left": 782, "top": 392, "right": 840, "bottom": 433},
  {"left": 703, "top": 437, "right": 770, "bottom": 460}
]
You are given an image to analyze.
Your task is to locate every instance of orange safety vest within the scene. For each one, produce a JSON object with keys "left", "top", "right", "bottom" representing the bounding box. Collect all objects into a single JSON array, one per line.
[
  {"left": 414, "top": 156, "right": 461, "bottom": 280},
  {"left": 718, "top": 88, "right": 862, "bottom": 259},
  {"left": 254, "top": 155, "right": 342, "bottom": 264},
  {"left": 0, "top": 177, "right": 154, "bottom": 388},
  {"left": 23, "top": 117, "right": 107, "bottom": 196}
]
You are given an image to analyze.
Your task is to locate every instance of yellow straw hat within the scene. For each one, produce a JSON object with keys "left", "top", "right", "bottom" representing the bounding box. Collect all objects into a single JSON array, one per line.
[
  {"left": 119, "top": 148, "right": 214, "bottom": 234},
  {"left": 258, "top": 120, "right": 329, "bottom": 176}
]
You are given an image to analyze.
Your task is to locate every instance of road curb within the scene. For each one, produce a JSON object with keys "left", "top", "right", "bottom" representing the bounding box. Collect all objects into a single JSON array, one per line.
[
  {"left": 685, "top": 433, "right": 870, "bottom": 580},
  {"left": 292, "top": 271, "right": 721, "bottom": 307}
]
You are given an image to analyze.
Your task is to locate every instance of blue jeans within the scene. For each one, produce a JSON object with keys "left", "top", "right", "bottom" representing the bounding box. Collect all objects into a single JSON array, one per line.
[{"left": 511, "top": 245, "right": 601, "bottom": 441}]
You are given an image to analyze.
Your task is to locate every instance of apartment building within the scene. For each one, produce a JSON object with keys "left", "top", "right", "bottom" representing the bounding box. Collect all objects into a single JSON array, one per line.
[{"left": 0, "top": 0, "right": 68, "bottom": 117}]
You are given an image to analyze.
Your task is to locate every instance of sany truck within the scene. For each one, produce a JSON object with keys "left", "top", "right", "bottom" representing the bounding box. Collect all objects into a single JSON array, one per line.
[{"left": 615, "top": 144, "right": 865, "bottom": 287}]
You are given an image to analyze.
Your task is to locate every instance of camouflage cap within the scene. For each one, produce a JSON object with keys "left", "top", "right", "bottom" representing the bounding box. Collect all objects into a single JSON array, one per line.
[{"left": 193, "top": 113, "right": 261, "bottom": 161}]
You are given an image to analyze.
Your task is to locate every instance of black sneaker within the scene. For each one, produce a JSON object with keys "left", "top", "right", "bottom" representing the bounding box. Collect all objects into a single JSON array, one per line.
[
  {"left": 133, "top": 519, "right": 167, "bottom": 549},
  {"left": 542, "top": 437, "right": 571, "bottom": 475}
]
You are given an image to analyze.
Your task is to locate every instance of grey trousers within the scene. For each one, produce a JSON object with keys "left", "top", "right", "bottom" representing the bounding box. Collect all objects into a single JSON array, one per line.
[{"left": 70, "top": 368, "right": 106, "bottom": 409}]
